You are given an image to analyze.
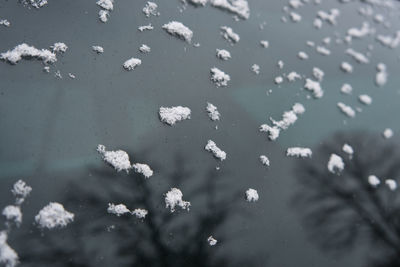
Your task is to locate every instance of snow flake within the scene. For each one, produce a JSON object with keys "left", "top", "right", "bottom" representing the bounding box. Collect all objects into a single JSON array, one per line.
[
  {"left": 165, "top": 188, "right": 191, "bottom": 212},
  {"left": 132, "top": 208, "right": 148, "bottom": 219},
  {"left": 206, "top": 102, "right": 221, "bottom": 121},
  {"left": 207, "top": 236, "right": 218, "bottom": 246},
  {"left": 142, "top": 2, "right": 159, "bottom": 17},
  {"left": 210, "top": 67, "right": 230, "bottom": 87},
  {"left": 92, "top": 45, "right": 104, "bottom": 53},
  {"left": 205, "top": 140, "right": 226, "bottom": 161},
  {"left": 216, "top": 49, "right": 231, "bottom": 60},
  {"left": 1, "top": 43, "right": 56, "bottom": 65},
  {"left": 162, "top": 21, "right": 193, "bottom": 43},
  {"left": 245, "top": 188, "right": 259, "bottom": 202},
  {"left": 286, "top": 147, "right": 312, "bottom": 158},
  {"left": 359, "top": 94, "right": 372, "bottom": 105},
  {"left": 340, "top": 62, "right": 353, "bottom": 73},
  {"left": 327, "top": 154, "right": 344, "bottom": 174},
  {"left": 259, "top": 155, "right": 270, "bottom": 166},
  {"left": 220, "top": 26, "right": 240, "bottom": 43},
  {"left": 97, "top": 144, "right": 132, "bottom": 173},
  {"left": 209, "top": 0, "right": 250, "bottom": 19},
  {"left": 382, "top": 128, "right": 393, "bottom": 139},
  {"left": 132, "top": 163, "right": 153, "bottom": 178},
  {"left": 385, "top": 179, "right": 397, "bottom": 191},
  {"left": 2, "top": 206, "right": 22, "bottom": 226},
  {"left": 107, "top": 203, "right": 130, "bottom": 216},
  {"left": 35, "top": 202, "right": 74, "bottom": 229},
  {"left": 123, "top": 58, "right": 141, "bottom": 71},
  {"left": 337, "top": 102, "right": 356, "bottom": 117},
  {"left": 304, "top": 79, "right": 323, "bottom": 98},
  {"left": 159, "top": 106, "right": 191, "bottom": 125},
  {"left": 368, "top": 175, "right": 380, "bottom": 187}
]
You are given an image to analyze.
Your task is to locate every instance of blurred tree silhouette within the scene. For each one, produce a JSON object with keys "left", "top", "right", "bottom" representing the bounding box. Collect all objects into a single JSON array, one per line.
[
  {"left": 292, "top": 131, "right": 400, "bottom": 267},
  {"left": 12, "top": 148, "right": 258, "bottom": 267}
]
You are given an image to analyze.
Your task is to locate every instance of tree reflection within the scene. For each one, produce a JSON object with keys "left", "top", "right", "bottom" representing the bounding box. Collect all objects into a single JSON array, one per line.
[
  {"left": 293, "top": 131, "right": 400, "bottom": 267},
  {"left": 13, "top": 149, "right": 256, "bottom": 267}
]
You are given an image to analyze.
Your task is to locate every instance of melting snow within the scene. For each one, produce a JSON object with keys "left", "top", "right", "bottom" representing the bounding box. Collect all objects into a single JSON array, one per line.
[
  {"left": 162, "top": 21, "right": 193, "bottom": 43},
  {"left": 132, "top": 163, "right": 153, "bottom": 178},
  {"left": 220, "top": 26, "right": 240, "bottom": 43},
  {"left": 316, "top": 46, "right": 331, "bottom": 56},
  {"left": 368, "top": 175, "right": 380, "bottom": 187},
  {"left": 11, "top": 180, "right": 32, "bottom": 205},
  {"left": 165, "top": 188, "right": 191, "bottom": 212},
  {"left": 138, "top": 24, "right": 154, "bottom": 32},
  {"left": 0, "top": 231, "right": 18, "bottom": 267},
  {"left": 342, "top": 144, "right": 354, "bottom": 157},
  {"left": 251, "top": 64, "right": 260, "bottom": 74},
  {"left": 340, "top": 62, "right": 353, "bottom": 73},
  {"left": 143, "top": 2, "right": 159, "bottom": 17},
  {"left": 35, "top": 202, "right": 74, "bottom": 229},
  {"left": 259, "top": 155, "right": 270, "bottom": 166},
  {"left": 346, "top": 48, "right": 369, "bottom": 64},
  {"left": 92, "top": 46, "right": 104, "bottom": 53},
  {"left": 207, "top": 236, "right": 218, "bottom": 246},
  {"left": 287, "top": 72, "right": 301, "bottom": 82},
  {"left": 132, "top": 209, "right": 148, "bottom": 219},
  {"left": 0, "top": 19, "right": 10, "bottom": 27},
  {"left": 385, "top": 179, "right": 397, "bottom": 191},
  {"left": 304, "top": 79, "right": 323, "bottom": 98},
  {"left": 2, "top": 206, "right": 22, "bottom": 226},
  {"left": 107, "top": 203, "right": 130, "bottom": 216},
  {"left": 139, "top": 44, "right": 151, "bottom": 53},
  {"left": 51, "top": 42, "right": 68, "bottom": 53},
  {"left": 260, "top": 40, "right": 269, "bottom": 48},
  {"left": 312, "top": 67, "right": 324, "bottom": 81},
  {"left": 159, "top": 106, "right": 191, "bottom": 125},
  {"left": 359, "top": 94, "right": 372, "bottom": 105},
  {"left": 205, "top": 140, "right": 226, "bottom": 161},
  {"left": 341, "top": 83, "right": 353, "bottom": 94},
  {"left": 290, "top": 12, "right": 302, "bottom": 22}
]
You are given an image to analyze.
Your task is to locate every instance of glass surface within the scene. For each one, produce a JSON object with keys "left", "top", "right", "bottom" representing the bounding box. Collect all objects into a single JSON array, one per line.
[{"left": 1, "top": 0, "right": 400, "bottom": 266}]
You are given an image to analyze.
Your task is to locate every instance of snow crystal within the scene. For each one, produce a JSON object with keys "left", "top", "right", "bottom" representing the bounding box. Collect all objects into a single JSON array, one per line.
[
  {"left": 337, "top": 102, "right": 356, "bottom": 118},
  {"left": 287, "top": 71, "right": 301, "bottom": 82},
  {"left": 314, "top": 18, "right": 322, "bottom": 29},
  {"left": 271, "top": 76, "right": 283, "bottom": 86},
  {"left": 341, "top": 83, "right": 352, "bottom": 94},
  {"left": 0, "top": 231, "right": 18, "bottom": 267},
  {"left": 327, "top": 154, "right": 344, "bottom": 174},
  {"left": 289, "top": 0, "right": 303, "bottom": 9},
  {"left": 0, "top": 19, "right": 10, "bottom": 27},
  {"left": 383, "top": 128, "right": 393, "bottom": 139},
  {"left": 123, "top": 58, "right": 141, "bottom": 71},
  {"left": 107, "top": 203, "right": 130, "bottom": 216},
  {"left": 216, "top": 49, "right": 231, "bottom": 60},
  {"left": 375, "top": 63, "right": 387, "bottom": 87},
  {"left": 290, "top": 12, "right": 302, "bottom": 22},
  {"left": 359, "top": 94, "right": 372, "bottom": 105},
  {"left": 51, "top": 42, "right": 68, "bottom": 53},
  {"left": 132, "top": 163, "right": 153, "bottom": 178},
  {"left": 259, "top": 155, "right": 270, "bottom": 166},
  {"left": 165, "top": 188, "right": 191, "bottom": 212},
  {"left": 340, "top": 62, "right": 353, "bottom": 73},
  {"left": 304, "top": 79, "right": 323, "bottom": 98},
  {"left": 131, "top": 208, "right": 148, "bottom": 219},
  {"left": 207, "top": 236, "right": 218, "bottom": 246},
  {"left": 210, "top": 67, "right": 230, "bottom": 87},
  {"left": 162, "top": 21, "right": 193, "bottom": 43},
  {"left": 210, "top": 0, "right": 250, "bottom": 19},
  {"left": 277, "top": 60, "right": 284, "bottom": 69},
  {"left": 346, "top": 48, "right": 369, "bottom": 64},
  {"left": 385, "top": 179, "right": 397, "bottom": 191},
  {"left": 92, "top": 45, "right": 104, "bottom": 53},
  {"left": 159, "top": 106, "right": 191, "bottom": 125},
  {"left": 316, "top": 46, "right": 331, "bottom": 56},
  {"left": 1, "top": 43, "right": 57, "bottom": 65},
  {"left": 206, "top": 102, "right": 221, "bottom": 121},
  {"left": 35, "top": 202, "right": 74, "bottom": 229},
  {"left": 142, "top": 2, "right": 159, "bottom": 17},
  {"left": 312, "top": 67, "right": 324, "bottom": 81},
  {"left": 205, "top": 140, "right": 226, "bottom": 161},
  {"left": 11, "top": 180, "right": 32, "bottom": 205},
  {"left": 2, "top": 206, "right": 22, "bottom": 226},
  {"left": 258, "top": 41, "right": 269, "bottom": 49},
  {"left": 286, "top": 147, "right": 312, "bottom": 158},
  {"left": 245, "top": 188, "right": 259, "bottom": 202},
  {"left": 298, "top": 51, "right": 308, "bottom": 60},
  {"left": 97, "top": 144, "right": 132, "bottom": 173},
  {"left": 251, "top": 64, "right": 260, "bottom": 74},
  {"left": 139, "top": 44, "right": 151, "bottom": 53},
  {"left": 368, "top": 175, "right": 380, "bottom": 187},
  {"left": 220, "top": 26, "right": 240, "bottom": 43},
  {"left": 138, "top": 24, "right": 154, "bottom": 32},
  {"left": 342, "top": 144, "right": 354, "bottom": 156},
  {"left": 68, "top": 73, "right": 76, "bottom": 79}
]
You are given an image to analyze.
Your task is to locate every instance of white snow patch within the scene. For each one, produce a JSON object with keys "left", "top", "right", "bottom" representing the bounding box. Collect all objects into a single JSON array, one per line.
[
  {"left": 107, "top": 203, "right": 130, "bottom": 216},
  {"left": 298, "top": 51, "right": 308, "bottom": 60},
  {"left": 312, "top": 67, "right": 324, "bottom": 81},
  {"left": 123, "top": 58, "right": 141, "bottom": 71},
  {"left": 132, "top": 163, "right": 153, "bottom": 178},
  {"left": 51, "top": 42, "right": 67, "bottom": 53},
  {"left": 290, "top": 12, "right": 302, "bottom": 22},
  {"left": 260, "top": 40, "right": 269, "bottom": 48},
  {"left": 383, "top": 128, "right": 393, "bottom": 139},
  {"left": 159, "top": 106, "right": 191, "bottom": 125},
  {"left": 342, "top": 144, "right": 354, "bottom": 156},
  {"left": 341, "top": 83, "right": 353, "bottom": 94},
  {"left": 139, "top": 44, "right": 151, "bottom": 53},
  {"left": 97, "top": 144, "right": 132, "bottom": 173},
  {"left": 11, "top": 180, "right": 32, "bottom": 205},
  {"left": 1, "top": 43, "right": 56, "bottom": 65},
  {"left": 376, "top": 31, "right": 400, "bottom": 49},
  {"left": 245, "top": 188, "right": 259, "bottom": 202},
  {"left": 0, "top": 19, "right": 10, "bottom": 27},
  {"left": 0, "top": 231, "right": 18, "bottom": 267},
  {"left": 92, "top": 45, "right": 104, "bottom": 53},
  {"left": 259, "top": 155, "right": 270, "bottom": 166},
  {"left": 138, "top": 24, "right": 154, "bottom": 32},
  {"left": 375, "top": 63, "right": 387, "bottom": 87},
  {"left": 359, "top": 94, "right": 372, "bottom": 105},
  {"left": 189, "top": 0, "right": 208, "bottom": 6},
  {"left": 385, "top": 179, "right": 397, "bottom": 191},
  {"left": 287, "top": 71, "right": 301, "bottom": 82},
  {"left": 209, "top": 0, "right": 250, "bottom": 19},
  {"left": 316, "top": 46, "right": 331, "bottom": 56},
  {"left": 165, "top": 188, "right": 191, "bottom": 212},
  {"left": 2, "top": 206, "right": 22, "bottom": 226},
  {"left": 251, "top": 64, "right": 260, "bottom": 74},
  {"left": 317, "top": 9, "right": 340, "bottom": 25},
  {"left": 220, "top": 26, "right": 240, "bottom": 43},
  {"left": 97, "top": 0, "right": 113, "bottom": 10},
  {"left": 340, "top": 62, "right": 353, "bottom": 73},
  {"left": 206, "top": 102, "right": 221, "bottom": 121},
  {"left": 337, "top": 102, "right": 356, "bottom": 117},
  {"left": 327, "top": 154, "right": 344, "bottom": 174},
  {"left": 35, "top": 202, "right": 74, "bottom": 229},
  {"left": 216, "top": 49, "right": 231, "bottom": 60},
  {"left": 131, "top": 208, "right": 148, "bottom": 219},
  {"left": 162, "top": 21, "right": 193, "bottom": 43},
  {"left": 304, "top": 78, "right": 323, "bottom": 98},
  {"left": 205, "top": 140, "right": 226, "bottom": 161},
  {"left": 274, "top": 76, "right": 283, "bottom": 84},
  {"left": 346, "top": 48, "right": 369, "bottom": 64},
  {"left": 368, "top": 175, "right": 380, "bottom": 187},
  {"left": 286, "top": 147, "right": 312, "bottom": 158},
  {"left": 207, "top": 236, "right": 218, "bottom": 246},
  {"left": 98, "top": 10, "right": 109, "bottom": 23},
  {"left": 347, "top": 22, "right": 373, "bottom": 38},
  {"left": 210, "top": 67, "right": 230, "bottom": 87},
  {"left": 143, "top": 2, "right": 159, "bottom": 17}
]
